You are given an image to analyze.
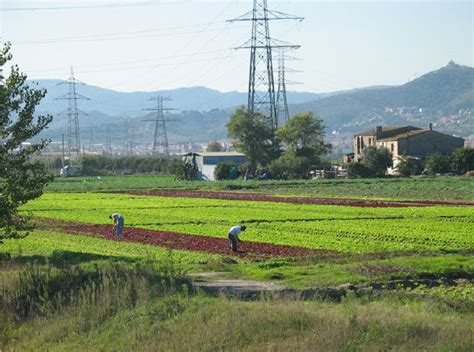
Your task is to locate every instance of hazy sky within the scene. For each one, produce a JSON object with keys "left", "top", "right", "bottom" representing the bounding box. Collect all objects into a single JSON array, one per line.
[{"left": 1, "top": 0, "right": 472, "bottom": 93}]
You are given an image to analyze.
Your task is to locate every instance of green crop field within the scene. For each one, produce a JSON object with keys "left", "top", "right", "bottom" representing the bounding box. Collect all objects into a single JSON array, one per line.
[
  {"left": 21, "top": 193, "right": 474, "bottom": 253},
  {"left": 45, "top": 175, "right": 474, "bottom": 201},
  {"left": 2, "top": 178, "right": 474, "bottom": 350}
]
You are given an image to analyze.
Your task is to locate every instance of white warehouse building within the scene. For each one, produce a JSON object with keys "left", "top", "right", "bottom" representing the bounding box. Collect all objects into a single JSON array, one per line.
[{"left": 183, "top": 152, "right": 246, "bottom": 180}]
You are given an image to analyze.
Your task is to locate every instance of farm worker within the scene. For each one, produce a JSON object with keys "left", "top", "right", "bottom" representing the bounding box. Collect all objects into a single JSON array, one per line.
[
  {"left": 109, "top": 213, "right": 124, "bottom": 237},
  {"left": 228, "top": 225, "right": 246, "bottom": 253}
]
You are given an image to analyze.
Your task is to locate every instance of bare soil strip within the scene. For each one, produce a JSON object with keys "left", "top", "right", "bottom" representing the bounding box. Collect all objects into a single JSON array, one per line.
[
  {"left": 39, "top": 219, "right": 326, "bottom": 259},
  {"left": 118, "top": 190, "right": 474, "bottom": 207}
]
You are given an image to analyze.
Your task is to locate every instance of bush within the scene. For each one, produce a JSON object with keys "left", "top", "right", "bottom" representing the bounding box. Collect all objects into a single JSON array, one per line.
[
  {"left": 451, "top": 147, "right": 473, "bottom": 175},
  {"left": 268, "top": 150, "right": 312, "bottom": 179},
  {"left": 214, "top": 161, "right": 240, "bottom": 180},
  {"left": 395, "top": 156, "right": 423, "bottom": 177},
  {"left": 425, "top": 154, "right": 451, "bottom": 175},
  {"left": 78, "top": 155, "right": 178, "bottom": 176},
  {"left": 348, "top": 162, "right": 373, "bottom": 178},
  {"left": 174, "top": 160, "right": 197, "bottom": 181},
  {"left": 362, "top": 146, "right": 392, "bottom": 177}
]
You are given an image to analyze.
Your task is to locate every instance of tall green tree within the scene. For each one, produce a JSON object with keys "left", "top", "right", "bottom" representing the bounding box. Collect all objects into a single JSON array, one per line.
[
  {"left": 425, "top": 153, "right": 451, "bottom": 175},
  {"left": 0, "top": 43, "right": 53, "bottom": 242},
  {"left": 451, "top": 147, "right": 473, "bottom": 175},
  {"left": 226, "top": 107, "right": 275, "bottom": 168},
  {"left": 276, "top": 112, "right": 331, "bottom": 162},
  {"left": 362, "top": 146, "right": 393, "bottom": 177}
]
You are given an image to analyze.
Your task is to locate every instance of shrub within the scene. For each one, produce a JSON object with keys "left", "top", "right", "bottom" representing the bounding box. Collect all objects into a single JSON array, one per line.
[
  {"left": 174, "top": 160, "right": 197, "bottom": 181},
  {"left": 348, "top": 162, "right": 373, "bottom": 178},
  {"left": 362, "top": 146, "right": 392, "bottom": 177},
  {"left": 214, "top": 161, "right": 240, "bottom": 180},
  {"left": 425, "top": 154, "right": 451, "bottom": 175},
  {"left": 395, "top": 156, "right": 423, "bottom": 177},
  {"left": 268, "top": 150, "right": 312, "bottom": 179},
  {"left": 451, "top": 147, "right": 473, "bottom": 175}
]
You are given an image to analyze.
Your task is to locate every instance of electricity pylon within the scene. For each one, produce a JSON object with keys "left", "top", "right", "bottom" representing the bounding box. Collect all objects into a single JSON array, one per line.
[
  {"left": 124, "top": 116, "right": 133, "bottom": 155},
  {"left": 276, "top": 49, "right": 303, "bottom": 124},
  {"left": 143, "top": 96, "right": 177, "bottom": 156},
  {"left": 228, "top": 0, "right": 303, "bottom": 131},
  {"left": 56, "top": 67, "right": 89, "bottom": 158}
]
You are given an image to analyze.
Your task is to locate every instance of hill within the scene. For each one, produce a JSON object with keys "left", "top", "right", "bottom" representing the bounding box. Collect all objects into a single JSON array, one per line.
[
  {"left": 32, "top": 62, "right": 473, "bottom": 145},
  {"left": 290, "top": 61, "right": 474, "bottom": 138},
  {"left": 30, "top": 80, "right": 321, "bottom": 115}
]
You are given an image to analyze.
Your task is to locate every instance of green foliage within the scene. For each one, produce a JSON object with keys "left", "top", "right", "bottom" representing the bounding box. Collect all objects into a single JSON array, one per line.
[
  {"left": 20, "top": 192, "right": 474, "bottom": 253},
  {"left": 395, "top": 156, "right": 423, "bottom": 177},
  {"left": 214, "top": 161, "right": 239, "bottom": 180},
  {"left": 206, "top": 141, "right": 223, "bottom": 152},
  {"left": 451, "top": 147, "right": 473, "bottom": 175},
  {"left": 268, "top": 149, "right": 312, "bottom": 179},
  {"left": 362, "top": 146, "right": 393, "bottom": 177},
  {"left": 0, "top": 43, "right": 53, "bottom": 241},
  {"left": 347, "top": 162, "right": 373, "bottom": 178},
  {"left": 226, "top": 107, "right": 276, "bottom": 167},
  {"left": 276, "top": 112, "right": 331, "bottom": 162},
  {"left": 79, "top": 155, "right": 177, "bottom": 176},
  {"left": 426, "top": 153, "right": 451, "bottom": 175},
  {"left": 174, "top": 159, "right": 197, "bottom": 181}
]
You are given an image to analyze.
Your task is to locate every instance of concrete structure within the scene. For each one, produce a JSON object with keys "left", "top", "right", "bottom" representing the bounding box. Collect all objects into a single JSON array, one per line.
[
  {"left": 183, "top": 152, "right": 246, "bottom": 181},
  {"left": 353, "top": 125, "right": 464, "bottom": 173}
]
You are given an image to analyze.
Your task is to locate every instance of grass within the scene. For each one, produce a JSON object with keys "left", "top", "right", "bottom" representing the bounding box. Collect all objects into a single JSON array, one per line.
[
  {"left": 1, "top": 258, "right": 473, "bottom": 351},
  {"left": 46, "top": 175, "right": 474, "bottom": 201}
]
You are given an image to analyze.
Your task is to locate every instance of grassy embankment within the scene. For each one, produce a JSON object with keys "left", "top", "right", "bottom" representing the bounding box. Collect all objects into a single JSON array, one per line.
[{"left": 1, "top": 256, "right": 472, "bottom": 351}]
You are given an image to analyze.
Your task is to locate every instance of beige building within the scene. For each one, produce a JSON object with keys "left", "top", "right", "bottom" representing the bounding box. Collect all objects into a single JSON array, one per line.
[{"left": 353, "top": 125, "right": 464, "bottom": 172}]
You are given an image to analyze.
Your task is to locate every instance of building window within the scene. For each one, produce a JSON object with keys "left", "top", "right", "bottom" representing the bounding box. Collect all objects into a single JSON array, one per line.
[
  {"left": 361, "top": 138, "right": 364, "bottom": 149},
  {"left": 391, "top": 143, "right": 394, "bottom": 152},
  {"left": 357, "top": 137, "right": 360, "bottom": 155},
  {"left": 368, "top": 138, "right": 372, "bottom": 146}
]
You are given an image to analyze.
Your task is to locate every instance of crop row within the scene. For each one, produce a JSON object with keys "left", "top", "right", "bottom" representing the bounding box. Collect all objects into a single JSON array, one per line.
[{"left": 22, "top": 193, "right": 474, "bottom": 254}]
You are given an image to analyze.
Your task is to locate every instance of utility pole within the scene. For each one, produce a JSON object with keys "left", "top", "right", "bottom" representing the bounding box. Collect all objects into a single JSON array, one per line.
[
  {"left": 228, "top": 0, "right": 303, "bottom": 131},
  {"left": 55, "top": 66, "right": 89, "bottom": 159},
  {"left": 143, "top": 96, "right": 177, "bottom": 156}
]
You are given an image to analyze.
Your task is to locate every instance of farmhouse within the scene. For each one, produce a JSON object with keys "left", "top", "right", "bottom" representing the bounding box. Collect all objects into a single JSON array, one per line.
[
  {"left": 353, "top": 124, "right": 464, "bottom": 171},
  {"left": 183, "top": 151, "right": 246, "bottom": 180}
]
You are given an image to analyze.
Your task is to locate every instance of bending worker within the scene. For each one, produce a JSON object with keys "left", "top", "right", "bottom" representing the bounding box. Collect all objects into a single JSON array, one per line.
[
  {"left": 109, "top": 213, "right": 124, "bottom": 238},
  {"left": 228, "top": 225, "right": 246, "bottom": 253}
]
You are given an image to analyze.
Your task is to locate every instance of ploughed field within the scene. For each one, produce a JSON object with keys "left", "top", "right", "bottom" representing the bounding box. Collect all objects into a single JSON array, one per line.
[{"left": 20, "top": 192, "right": 474, "bottom": 259}]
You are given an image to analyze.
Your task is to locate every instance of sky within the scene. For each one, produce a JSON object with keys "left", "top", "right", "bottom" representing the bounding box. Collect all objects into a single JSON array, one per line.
[{"left": 1, "top": 0, "right": 472, "bottom": 93}]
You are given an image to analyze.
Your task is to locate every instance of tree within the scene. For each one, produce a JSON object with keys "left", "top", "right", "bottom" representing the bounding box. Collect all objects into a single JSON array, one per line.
[
  {"left": 214, "top": 161, "right": 239, "bottom": 180},
  {"left": 268, "top": 149, "right": 312, "bottom": 179},
  {"left": 226, "top": 107, "right": 276, "bottom": 168},
  {"left": 361, "top": 146, "right": 392, "bottom": 177},
  {"left": 451, "top": 147, "right": 473, "bottom": 175},
  {"left": 395, "top": 156, "right": 423, "bottom": 177},
  {"left": 206, "top": 141, "right": 224, "bottom": 152},
  {"left": 0, "top": 43, "right": 53, "bottom": 241},
  {"left": 425, "top": 153, "right": 450, "bottom": 175},
  {"left": 276, "top": 112, "right": 331, "bottom": 163},
  {"left": 174, "top": 159, "right": 197, "bottom": 181}
]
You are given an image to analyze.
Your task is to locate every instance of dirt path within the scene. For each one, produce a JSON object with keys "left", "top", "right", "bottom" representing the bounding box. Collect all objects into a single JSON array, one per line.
[
  {"left": 119, "top": 190, "right": 474, "bottom": 207},
  {"left": 39, "top": 220, "right": 327, "bottom": 259}
]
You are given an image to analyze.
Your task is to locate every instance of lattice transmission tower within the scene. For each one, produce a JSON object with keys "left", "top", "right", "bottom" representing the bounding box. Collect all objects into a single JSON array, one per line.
[
  {"left": 143, "top": 96, "right": 176, "bottom": 156},
  {"left": 56, "top": 67, "right": 89, "bottom": 158},
  {"left": 276, "top": 49, "right": 302, "bottom": 124},
  {"left": 228, "top": 0, "right": 303, "bottom": 130}
]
